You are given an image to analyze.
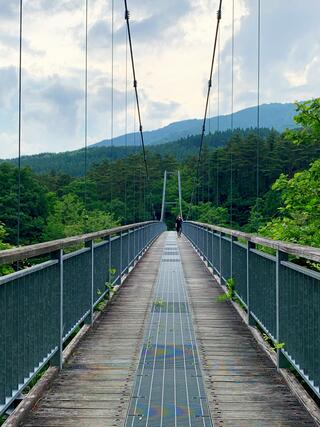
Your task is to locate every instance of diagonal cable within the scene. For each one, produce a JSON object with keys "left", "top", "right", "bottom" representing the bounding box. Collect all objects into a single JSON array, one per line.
[
  {"left": 187, "top": 0, "right": 223, "bottom": 219},
  {"left": 124, "top": 0, "right": 156, "bottom": 219}
]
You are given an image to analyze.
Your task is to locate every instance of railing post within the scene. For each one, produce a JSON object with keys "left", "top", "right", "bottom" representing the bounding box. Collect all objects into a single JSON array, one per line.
[
  {"left": 127, "top": 230, "right": 131, "bottom": 273},
  {"left": 196, "top": 225, "right": 199, "bottom": 252},
  {"left": 276, "top": 249, "right": 289, "bottom": 369},
  {"left": 84, "top": 240, "right": 94, "bottom": 325},
  {"left": 211, "top": 229, "right": 214, "bottom": 269},
  {"left": 133, "top": 227, "right": 136, "bottom": 264},
  {"left": 230, "top": 235, "right": 236, "bottom": 278},
  {"left": 206, "top": 228, "right": 210, "bottom": 267},
  {"left": 120, "top": 231, "right": 123, "bottom": 282},
  {"left": 51, "top": 249, "right": 63, "bottom": 369},
  {"left": 219, "top": 231, "right": 222, "bottom": 284},
  {"left": 108, "top": 235, "right": 112, "bottom": 285},
  {"left": 247, "top": 241, "right": 256, "bottom": 326}
]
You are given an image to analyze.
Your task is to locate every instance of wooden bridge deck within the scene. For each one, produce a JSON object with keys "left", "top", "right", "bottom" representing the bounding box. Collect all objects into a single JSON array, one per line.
[{"left": 22, "top": 232, "right": 316, "bottom": 427}]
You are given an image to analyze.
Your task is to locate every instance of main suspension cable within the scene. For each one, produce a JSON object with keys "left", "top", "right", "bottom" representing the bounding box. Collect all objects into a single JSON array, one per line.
[
  {"left": 124, "top": 0, "right": 156, "bottom": 219},
  {"left": 187, "top": 0, "right": 223, "bottom": 219},
  {"left": 124, "top": 1, "right": 149, "bottom": 180}
]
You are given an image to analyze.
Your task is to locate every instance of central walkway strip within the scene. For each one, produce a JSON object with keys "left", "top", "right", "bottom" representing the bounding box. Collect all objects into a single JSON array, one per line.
[{"left": 125, "top": 232, "right": 213, "bottom": 427}]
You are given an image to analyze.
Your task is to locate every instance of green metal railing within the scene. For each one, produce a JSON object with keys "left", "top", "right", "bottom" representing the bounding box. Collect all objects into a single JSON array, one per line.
[
  {"left": 0, "top": 221, "right": 166, "bottom": 415},
  {"left": 183, "top": 221, "right": 320, "bottom": 399}
]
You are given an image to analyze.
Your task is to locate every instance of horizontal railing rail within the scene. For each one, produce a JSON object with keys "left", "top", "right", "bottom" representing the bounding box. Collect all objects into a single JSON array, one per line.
[
  {"left": 183, "top": 221, "right": 320, "bottom": 400},
  {"left": 0, "top": 221, "right": 166, "bottom": 415},
  {"left": 186, "top": 220, "right": 320, "bottom": 263},
  {"left": 0, "top": 221, "right": 159, "bottom": 265}
]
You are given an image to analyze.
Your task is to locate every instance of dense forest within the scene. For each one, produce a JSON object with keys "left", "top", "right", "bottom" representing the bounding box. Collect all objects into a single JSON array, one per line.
[
  {"left": 0, "top": 99, "right": 319, "bottom": 259},
  {"left": 1, "top": 128, "right": 273, "bottom": 176}
]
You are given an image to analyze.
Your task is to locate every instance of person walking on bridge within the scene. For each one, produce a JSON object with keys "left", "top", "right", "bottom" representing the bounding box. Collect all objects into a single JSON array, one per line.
[{"left": 175, "top": 215, "right": 183, "bottom": 238}]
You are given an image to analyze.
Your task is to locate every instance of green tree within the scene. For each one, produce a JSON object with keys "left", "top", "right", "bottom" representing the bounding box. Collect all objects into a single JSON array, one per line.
[
  {"left": 285, "top": 98, "right": 320, "bottom": 145},
  {"left": 190, "top": 202, "right": 228, "bottom": 225},
  {"left": 259, "top": 160, "right": 320, "bottom": 247},
  {"left": 0, "top": 223, "right": 14, "bottom": 276},
  {"left": 0, "top": 163, "right": 48, "bottom": 244},
  {"left": 259, "top": 98, "right": 320, "bottom": 247},
  {"left": 43, "top": 194, "right": 119, "bottom": 241}
]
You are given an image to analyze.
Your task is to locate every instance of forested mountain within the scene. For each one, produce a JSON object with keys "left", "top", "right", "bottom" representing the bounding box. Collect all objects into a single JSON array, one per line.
[
  {"left": 93, "top": 103, "right": 296, "bottom": 147},
  {"left": 0, "top": 146, "right": 139, "bottom": 177},
  {"left": 1, "top": 128, "right": 273, "bottom": 176},
  {"left": 0, "top": 99, "right": 319, "bottom": 252},
  {"left": 0, "top": 125, "right": 319, "bottom": 244}
]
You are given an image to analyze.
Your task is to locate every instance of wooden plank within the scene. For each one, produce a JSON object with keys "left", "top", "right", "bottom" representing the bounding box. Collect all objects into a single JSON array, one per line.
[{"left": 178, "top": 237, "right": 317, "bottom": 426}]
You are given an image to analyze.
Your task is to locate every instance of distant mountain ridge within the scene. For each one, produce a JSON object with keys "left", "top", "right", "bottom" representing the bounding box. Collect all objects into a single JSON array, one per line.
[{"left": 93, "top": 102, "right": 297, "bottom": 148}]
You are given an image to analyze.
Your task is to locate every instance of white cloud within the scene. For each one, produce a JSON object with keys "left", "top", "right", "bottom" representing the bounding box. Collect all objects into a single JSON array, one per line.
[{"left": 0, "top": 0, "right": 319, "bottom": 158}]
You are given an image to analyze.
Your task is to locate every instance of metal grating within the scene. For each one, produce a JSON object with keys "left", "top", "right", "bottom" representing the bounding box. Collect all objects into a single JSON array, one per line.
[
  {"left": 162, "top": 258, "right": 181, "bottom": 263},
  {"left": 125, "top": 233, "right": 213, "bottom": 427},
  {"left": 152, "top": 302, "right": 189, "bottom": 314}
]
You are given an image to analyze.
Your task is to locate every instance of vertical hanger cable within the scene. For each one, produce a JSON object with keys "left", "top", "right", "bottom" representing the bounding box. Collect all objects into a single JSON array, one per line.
[{"left": 17, "top": 0, "right": 23, "bottom": 247}]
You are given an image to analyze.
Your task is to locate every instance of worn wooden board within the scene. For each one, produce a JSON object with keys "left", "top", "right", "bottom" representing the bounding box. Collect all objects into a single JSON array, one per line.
[
  {"left": 178, "top": 237, "right": 317, "bottom": 427},
  {"left": 21, "top": 234, "right": 166, "bottom": 427}
]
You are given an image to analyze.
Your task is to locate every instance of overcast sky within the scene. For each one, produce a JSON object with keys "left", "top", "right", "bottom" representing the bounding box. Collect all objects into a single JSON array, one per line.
[{"left": 0, "top": 0, "right": 319, "bottom": 158}]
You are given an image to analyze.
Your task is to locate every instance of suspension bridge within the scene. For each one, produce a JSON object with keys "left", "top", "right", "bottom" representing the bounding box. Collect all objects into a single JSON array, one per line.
[{"left": 1, "top": 0, "right": 320, "bottom": 426}]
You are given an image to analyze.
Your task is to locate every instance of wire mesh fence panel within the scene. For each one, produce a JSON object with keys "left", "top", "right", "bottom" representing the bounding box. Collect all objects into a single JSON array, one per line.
[
  {"left": 280, "top": 262, "right": 320, "bottom": 395},
  {"left": 0, "top": 261, "right": 60, "bottom": 411},
  {"left": 110, "top": 236, "right": 121, "bottom": 285},
  {"left": 207, "top": 231, "right": 213, "bottom": 267},
  {"left": 63, "top": 248, "right": 91, "bottom": 341},
  {"left": 233, "top": 242, "right": 248, "bottom": 306},
  {"left": 93, "top": 241, "right": 110, "bottom": 306},
  {"left": 221, "top": 236, "right": 231, "bottom": 283},
  {"left": 212, "top": 233, "right": 220, "bottom": 273},
  {"left": 128, "top": 229, "right": 135, "bottom": 266},
  {"left": 121, "top": 232, "right": 129, "bottom": 275},
  {"left": 249, "top": 249, "right": 276, "bottom": 339}
]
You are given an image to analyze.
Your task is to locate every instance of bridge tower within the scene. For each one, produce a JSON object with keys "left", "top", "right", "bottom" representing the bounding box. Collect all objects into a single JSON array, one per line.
[{"left": 160, "top": 170, "right": 183, "bottom": 222}]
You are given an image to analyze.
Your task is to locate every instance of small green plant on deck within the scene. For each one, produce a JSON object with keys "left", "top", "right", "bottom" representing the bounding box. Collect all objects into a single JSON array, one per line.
[
  {"left": 217, "top": 277, "right": 235, "bottom": 302},
  {"left": 105, "top": 267, "right": 117, "bottom": 293},
  {"left": 274, "top": 342, "right": 285, "bottom": 350},
  {"left": 146, "top": 337, "right": 153, "bottom": 350},
  {"left": 95, "top": 300, "right": 107, "bottom": 312},
  {"left": 262, "top": 333, "right": 285, "bottom": 352},
  {"left": 154, "top": 298, "right": 166, "bottom": 309},
  {"left": 95, "top": 267, "right": 117, "bottom": 312}
]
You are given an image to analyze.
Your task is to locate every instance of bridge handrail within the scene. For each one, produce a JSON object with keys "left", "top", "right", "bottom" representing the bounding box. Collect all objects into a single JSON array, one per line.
[
  {"left": 0, "top": 220, "right": 166, "bottom": 415},
  {"left": 188, "top": 221, "right": 320, "bottom": 263},
  {"left": 0, "top": 221, "right": 158, "bottom": 265},
  {"left": 183, "top": 220, "right": 320, "bottom": 400}
]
